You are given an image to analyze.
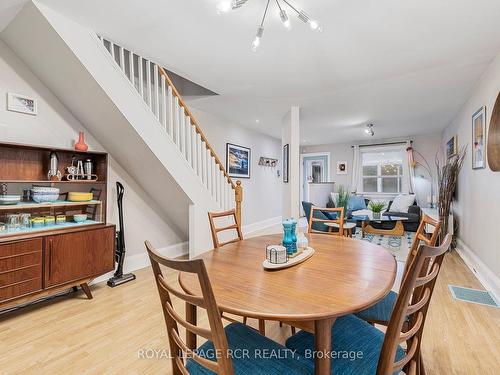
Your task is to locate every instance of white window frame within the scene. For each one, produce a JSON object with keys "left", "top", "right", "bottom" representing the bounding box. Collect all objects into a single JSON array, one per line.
[{"left": 358, "top": 145, "right": 407, "bottom": 195}]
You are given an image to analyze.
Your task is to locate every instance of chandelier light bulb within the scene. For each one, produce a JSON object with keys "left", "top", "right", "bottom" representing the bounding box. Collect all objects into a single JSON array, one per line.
[
  {"left": 365, "top": 124, "right": 375, "bottom": 137},
  {"left": 251, "top": 25, "right": 265, "bottom": 52},
  {"left": 216, "top": 1, "right": 232, "bottom": 14},
  {"left": 279, "top": 10, "right": 291, "bottom": 29},
  {"left": 309, "top": 19, "right": 322, "bottom": 32}
]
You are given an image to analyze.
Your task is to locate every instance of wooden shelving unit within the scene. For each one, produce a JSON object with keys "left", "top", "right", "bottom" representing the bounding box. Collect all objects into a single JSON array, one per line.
[{"left": 0, "top": 142, "right": 115, "bottom": 311}]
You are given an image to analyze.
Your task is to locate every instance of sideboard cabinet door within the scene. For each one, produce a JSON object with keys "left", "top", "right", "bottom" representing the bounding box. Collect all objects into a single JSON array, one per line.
[{"left": 44, "top": 227, "right": 115, "bottom": 288}]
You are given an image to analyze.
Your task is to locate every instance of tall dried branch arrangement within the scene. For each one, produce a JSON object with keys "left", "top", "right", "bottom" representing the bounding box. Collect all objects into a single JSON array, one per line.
[{"left": 435, "top": 146, "right": 467, "bottom": 243}]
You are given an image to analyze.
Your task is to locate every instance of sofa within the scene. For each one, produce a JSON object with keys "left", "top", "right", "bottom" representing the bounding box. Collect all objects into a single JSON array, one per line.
[{"left": 327, "top": 197, "right": 421, "bottom": 232}]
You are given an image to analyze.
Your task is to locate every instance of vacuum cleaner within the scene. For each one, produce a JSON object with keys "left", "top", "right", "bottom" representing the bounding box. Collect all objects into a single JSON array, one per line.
[{"left": 107, "top": 181, "right": 136, "bottom": 287}]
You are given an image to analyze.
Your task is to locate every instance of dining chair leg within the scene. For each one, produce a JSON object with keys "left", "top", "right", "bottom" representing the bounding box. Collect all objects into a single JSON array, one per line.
[
  {"left": 291, "top": 326, "right": 296, "bottom": 334},
  {"left": 243, "top": 316, "right": 247, "bottom": 324},
  {"left": 314, "top": 318, "right": 335, "bottom": 375},
  {"left": 279, "top": 321, "right": 283, "bottom": 327},
  {"left": 258, "top": 319, "right": 266, "bottom": 335}
]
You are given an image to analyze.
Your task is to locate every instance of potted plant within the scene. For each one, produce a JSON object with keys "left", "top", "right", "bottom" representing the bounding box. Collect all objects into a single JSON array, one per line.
[
  {"left": 368, "top": 201, "right": 386, "bottom": 219},
  {"left": 336, "top": 185, "right": 350, "bottom": 215}
]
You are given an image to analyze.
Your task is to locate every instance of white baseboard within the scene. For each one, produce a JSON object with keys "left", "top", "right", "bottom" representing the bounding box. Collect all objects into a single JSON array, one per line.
[
  {"left": 91, "top": 241, "right": 189, "bottom": 285},
  {"left": 455, "top": 238, "right": 500, "bottom": 302},
  {"left": 242, "top": 216, "right": 282, "bottom": 236}
]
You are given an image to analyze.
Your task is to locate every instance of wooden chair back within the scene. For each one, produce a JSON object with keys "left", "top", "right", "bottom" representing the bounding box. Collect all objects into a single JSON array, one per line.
[
  {"left": 377, "top": 234, "right": 452, "bottom": 375},
  {"left": 146, "top": 241, "right": 233, "bottom": 375},
  {"left": 208, "top": 209, "right": 243, "bottom": 248},
  {"left": 307, "top": 206, "right": 345, "bottom": 236},
  {"left": 402, "top": 214, "right": 442, "bottom": 281}
]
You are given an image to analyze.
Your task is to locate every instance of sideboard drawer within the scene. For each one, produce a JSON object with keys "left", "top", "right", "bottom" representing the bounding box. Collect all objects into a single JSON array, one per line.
[
  {"left": 0, "top": 251, "right": 42, "bottom": 273},
  {"left": 0, "top": 278, "right": 42, "bottom": 302},
  {"left": 0, "top": 264, "right": 42, "bottom": 288},
  {"left": 0, "top": 239, "right": 43, "bottom": 258}
]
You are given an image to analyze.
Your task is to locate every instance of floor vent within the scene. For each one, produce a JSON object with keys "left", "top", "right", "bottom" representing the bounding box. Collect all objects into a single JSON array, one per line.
[{"left": 448, "top": 285, "right": 499, "bottom": 308}]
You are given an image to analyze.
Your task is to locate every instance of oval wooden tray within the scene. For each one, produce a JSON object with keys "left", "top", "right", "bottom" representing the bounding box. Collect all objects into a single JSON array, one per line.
[{"left": 262, "top": 247, "right": 315, "bottom": 270}]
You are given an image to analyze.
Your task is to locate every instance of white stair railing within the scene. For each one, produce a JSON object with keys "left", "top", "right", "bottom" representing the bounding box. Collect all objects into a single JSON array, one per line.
[{"left": 97, "top": 36, "right": 241, "bottom": 220}]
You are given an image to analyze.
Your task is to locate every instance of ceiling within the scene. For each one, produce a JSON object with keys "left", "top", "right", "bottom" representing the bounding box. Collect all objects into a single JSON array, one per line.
[{"left": 3, "top": 0, "right": 500, "bottom": 144}]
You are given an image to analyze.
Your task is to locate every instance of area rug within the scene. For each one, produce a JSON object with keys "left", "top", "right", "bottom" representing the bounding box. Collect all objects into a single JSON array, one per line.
[{"left": 352, "top": 230, "right": 414, "bottom": 262}]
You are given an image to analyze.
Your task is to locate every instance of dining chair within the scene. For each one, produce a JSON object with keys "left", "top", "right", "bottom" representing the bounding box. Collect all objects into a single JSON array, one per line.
[
  {"left": 208, "top": 209, "right": 243, "bottom": 249},
  {"left": 355, "top": 214, "right": 441, "bottom": 326},
  {"left": 285, "top": 234, "right": 452, "bottom": 375},
  {"left": 307, "top": 206, "right": 345, "bottom": 236},
  {"left": 145, "top": 241, "right": 313, "bottom": 375}
]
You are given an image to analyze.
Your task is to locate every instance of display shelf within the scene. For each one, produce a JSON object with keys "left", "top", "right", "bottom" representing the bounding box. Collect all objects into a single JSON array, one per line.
[
  {"left": 0, "top": 200, "right": 102, "bottom": 211},
  {"left": 0, "top": 220, "right": 102, "bottom": 238}
]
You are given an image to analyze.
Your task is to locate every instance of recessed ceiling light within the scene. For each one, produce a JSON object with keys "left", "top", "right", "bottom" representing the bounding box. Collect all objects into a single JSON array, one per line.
[{"left": 255, "top": 119, "right": 260, "bottom": 123}]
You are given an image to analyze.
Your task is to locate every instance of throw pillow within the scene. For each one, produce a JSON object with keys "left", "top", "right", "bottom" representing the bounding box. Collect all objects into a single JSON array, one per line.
[
  {"left": 348, "top": 195, "right": 367, "bottom": 211},
  {"left": 390, "top": 194, "right": 416, "bottom": 213}
]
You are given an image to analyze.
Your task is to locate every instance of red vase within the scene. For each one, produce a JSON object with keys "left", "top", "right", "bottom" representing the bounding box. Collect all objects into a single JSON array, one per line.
[{"left": 75, "top": 131, "right": 88, "bottom": 152}]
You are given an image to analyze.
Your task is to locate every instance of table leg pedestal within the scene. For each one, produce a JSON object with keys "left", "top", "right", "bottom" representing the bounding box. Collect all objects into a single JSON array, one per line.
[{"left": 314, "top": 318, "right": 336, "bottom": 375}]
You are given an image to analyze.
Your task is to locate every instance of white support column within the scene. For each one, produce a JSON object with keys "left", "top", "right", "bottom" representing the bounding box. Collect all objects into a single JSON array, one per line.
[
  {"left": 206, "top": 149, "right": 212, "bottom": 191},
  {"left": 167, "top": 86, "right": 174, "bottom": 137},
  {"left": 201, "top": 141, "right": 207, "bottom": 186},
  {"left": 211, "top": 158, "right": 217, "bottom": 199},
  {"left": 131, "top": 53, "right": 136, "bottom": 91},
  {"left": 197, "top": 134, "right": 203, "bottom": 179},
  {"left": 119, "top": 46, "right": 125, "bottom": 73},
  {"left": 282, "top": 106, "right": 301, "bottom": 219},
  {"left": 111, "top": 43, "right": 116, "bottom": 63}
]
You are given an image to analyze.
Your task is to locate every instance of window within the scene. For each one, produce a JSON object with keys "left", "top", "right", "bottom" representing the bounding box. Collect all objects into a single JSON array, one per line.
[{"left": 361, "top": 149, "right": 404, "bottom": 193}]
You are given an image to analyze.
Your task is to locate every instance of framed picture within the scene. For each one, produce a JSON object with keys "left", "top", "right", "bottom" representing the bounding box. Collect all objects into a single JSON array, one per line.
[
  {"left": 226, "top": 143, "right": 251, "bottom": 179},
  {"left": 446, "top": 135, "right": 458, "bottom": 159},
  {"left": 283, "top": 144, "right": 289, "bottom": 183},
  {"left": 472, "top": 106, "right": 486, "bottom": 169},
  {"left": 7, "top": 93, "right": 38, "bottom": 115},
  {"left": 336, "top": 161, "right": 347, "bottom": 175}
]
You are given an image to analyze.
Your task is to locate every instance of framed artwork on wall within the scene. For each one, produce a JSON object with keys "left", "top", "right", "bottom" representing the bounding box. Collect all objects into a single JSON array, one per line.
[
  {"left": 7, "top": 92, "right": 38, "bottom": 115},
  {"left": 226, "top": 143, "right": 251, "bottom": 179},
  {"left": 446, "top": 135, "right": 458, "bottom": 159},
  {"left": 472, "top": 106, "right": 486, "bottom": 169},
  {"left": 283, "top": 144, "right": 289, "bottom": 183},
  {"left": 336, "top": 161, "right": 347, "bottom": 175}
]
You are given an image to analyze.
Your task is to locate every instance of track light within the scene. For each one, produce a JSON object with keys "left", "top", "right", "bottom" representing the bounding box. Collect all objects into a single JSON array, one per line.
[
  {"left": 252, "top": 25, "right": 265, "bottom": 52},
  {"left": 365, "top": 124, "right": 375, "bottom": 137}
]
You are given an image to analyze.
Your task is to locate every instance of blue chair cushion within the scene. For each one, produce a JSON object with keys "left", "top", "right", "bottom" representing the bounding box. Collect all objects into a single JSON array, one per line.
[
  {"left": 348, "top": 196, "right": 367, "bottom": 211},
  {"left": 285, "top": 314, "right": 405, "bottom": 375},
  {"left": 355, "top": 290, "right": 398, "bottom": 323},
  {"left": 302, "top": 201, "right": 329, "bottom": 232},
  {"left": 186, "top": 322, "right": 313, "bottom": 375}
]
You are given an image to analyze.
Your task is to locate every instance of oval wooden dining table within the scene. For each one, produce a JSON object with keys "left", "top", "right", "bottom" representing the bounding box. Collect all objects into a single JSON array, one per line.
[{"left": 179, "top": 233, "right": 397, "bottom": 375}]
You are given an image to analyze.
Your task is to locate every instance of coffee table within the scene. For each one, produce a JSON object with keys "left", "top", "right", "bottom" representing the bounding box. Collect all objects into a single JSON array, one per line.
[{"left": 352, "top": 213, "right": 409, "bottom": 237}]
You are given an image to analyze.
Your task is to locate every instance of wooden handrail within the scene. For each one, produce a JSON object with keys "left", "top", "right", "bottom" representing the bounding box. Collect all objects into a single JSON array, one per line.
[{"left": 157, "top": 66, "right": 235, "bottom": 190}]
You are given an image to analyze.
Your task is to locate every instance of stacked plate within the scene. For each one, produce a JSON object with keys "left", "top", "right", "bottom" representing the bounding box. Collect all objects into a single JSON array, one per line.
[{"left": 68, "top": 192, "right": 93, "bottom": 202}]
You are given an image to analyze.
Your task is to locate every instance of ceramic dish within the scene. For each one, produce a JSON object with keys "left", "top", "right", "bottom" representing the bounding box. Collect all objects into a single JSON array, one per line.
[
  {"left": 73, "top": 214, "right": 88, "bottom": 223},
  {"left": 0, "top": 222, "right": 6, "bottom": 232},
  {"left": 56, "top": 215, "right": 66, "bottom": 224},
  {"left": 31, "top": 187, "right": 60, "bottom": 203},
  {"left": 68, "top": 192, "right": 93, "bottom": 202},
  {"left": 0, "top": 195, "right": 21, "bottom": 205}
]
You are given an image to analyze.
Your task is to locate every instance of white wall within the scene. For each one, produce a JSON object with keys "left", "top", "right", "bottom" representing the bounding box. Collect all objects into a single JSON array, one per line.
[
  {"left": 282, "top": 106, "right": 300, "bottom": 219},
  {"left": 301, "top": 133, "right": 442, "bottom": 207},
  {"left": 442, "top": 52, "right": 500, "bottom": 284},
  {"left": 0, "top": 38, "right": 185, "bottom": 257},
  {"left": 189, "top": 107, "right": 282, "bottom": 229}
]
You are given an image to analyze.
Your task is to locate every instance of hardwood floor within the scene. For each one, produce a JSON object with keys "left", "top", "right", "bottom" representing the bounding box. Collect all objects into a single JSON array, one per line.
[{"left": 0, "top": 248, "right": 499, "bottom": 374}]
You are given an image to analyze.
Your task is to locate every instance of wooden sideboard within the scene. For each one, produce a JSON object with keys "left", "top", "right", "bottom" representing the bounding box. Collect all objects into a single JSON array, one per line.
[{"left": 0, "top": 142, "right": 115, "bottom": 311}]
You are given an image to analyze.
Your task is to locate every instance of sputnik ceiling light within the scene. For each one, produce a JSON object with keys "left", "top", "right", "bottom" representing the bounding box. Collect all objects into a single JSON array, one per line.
[{"left": 216, "top": 0, "right": 323, "bottom": 52}]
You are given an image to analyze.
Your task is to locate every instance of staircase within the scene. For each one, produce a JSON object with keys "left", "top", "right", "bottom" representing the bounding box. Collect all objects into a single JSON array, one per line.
[
  {"left": 96, "top": 36, "right": 241, "bottom": 221},
  {"left": 1, "top": 1, "right": 242, "bottom": 257}
]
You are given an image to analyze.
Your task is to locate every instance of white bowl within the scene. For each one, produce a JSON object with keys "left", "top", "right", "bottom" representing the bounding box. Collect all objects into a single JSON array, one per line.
[
  {"left": 0, "top": 195, "right": 21, "bottom": 205},
  {"left": 73, "top": 214, "right": 88, "bottom": 223}
]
